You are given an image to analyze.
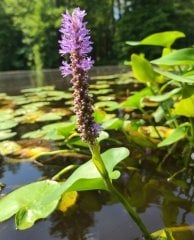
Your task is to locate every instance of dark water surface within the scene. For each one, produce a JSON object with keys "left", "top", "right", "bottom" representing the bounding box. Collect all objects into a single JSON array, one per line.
[{"left": 0, "top": 68, "right": 193, "bottom": 240}]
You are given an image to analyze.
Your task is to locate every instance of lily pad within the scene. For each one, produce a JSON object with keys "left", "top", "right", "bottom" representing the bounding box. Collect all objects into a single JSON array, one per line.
[
  {"left": 0, "top": 130, "right": 17, "bottom": 141},
  {"left": 0, "top": 141, "right": 22, "bottom": 155},
  {"left": 0, "top": 119, "right": 18, "bottom": 130}
]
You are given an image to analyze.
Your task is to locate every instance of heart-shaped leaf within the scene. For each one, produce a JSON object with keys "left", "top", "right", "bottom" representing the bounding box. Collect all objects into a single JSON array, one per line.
[{"left": 0, "top": 147, "right": 129, "bottom": 229}]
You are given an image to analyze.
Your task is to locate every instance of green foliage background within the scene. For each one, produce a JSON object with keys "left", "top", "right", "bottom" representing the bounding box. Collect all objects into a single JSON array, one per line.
[{"left": 1, "top": 0, "right": 194, "bottom": 71}]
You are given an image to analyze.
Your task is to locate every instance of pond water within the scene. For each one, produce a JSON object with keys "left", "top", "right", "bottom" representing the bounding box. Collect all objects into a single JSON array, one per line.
[{"left": 0, "top": 67, "right": 193, "bottom": 240}]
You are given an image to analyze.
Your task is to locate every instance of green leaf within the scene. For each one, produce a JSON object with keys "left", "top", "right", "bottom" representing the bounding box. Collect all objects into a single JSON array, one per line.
[
  {"left": 153, "top": 68, "right": 194, "bottom": 84},
  {"left": 0, "top": 180, "right": 61, "bottom": 229},
  {"left": 126, "top": 31, "right": 185, "bottom": 48},
  {"left": 152, "top": 48, "right": 194, "bottom": 65},
  {"left": 0, "top": 141, "right": 21, "bottom": 155},
  {"left": 0, "top": 130, "right": 17, "bottom": 141},
  {"left": 120, "top": 87, "right": 153, "bottom": 109},
  {"left": 58, "top": 147, "right": 129, "bottom": 193},
  {"left": 172, "top": 95, "right": 194, "bottom": 117},
  {"left": 0, "top": 119, "right": 18, "bottom": 130},
  {"left": 145, "top": 88, "right": 181, "bottom": 102},
  {"left": 131, "top": 54, "right": 160, "bottom": 85},
  {"left": 0, "top": 148, "right": 129, "bottom": 229},
  {"left": 102, "top": 118, "right": 123, "bottom": 130},
  {"left": 158, "top": 127, "right": 186, "bottom": 147},
  {"left": 94, "top": 101, "right": 119, "bottom": 111}
]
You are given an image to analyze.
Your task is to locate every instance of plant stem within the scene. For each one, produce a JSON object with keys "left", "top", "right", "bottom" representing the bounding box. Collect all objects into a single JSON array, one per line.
[
  {"left": 89, "top": 142, "right": 152, "bottom": 240},
  {"left": 52, "top": 164, "right": 78, "bottom": 181}
]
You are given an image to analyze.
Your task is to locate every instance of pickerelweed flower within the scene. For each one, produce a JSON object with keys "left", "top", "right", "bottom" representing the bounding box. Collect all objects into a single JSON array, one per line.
[{"left": 59, "top": 8, "right": 99, "bottom": 144}]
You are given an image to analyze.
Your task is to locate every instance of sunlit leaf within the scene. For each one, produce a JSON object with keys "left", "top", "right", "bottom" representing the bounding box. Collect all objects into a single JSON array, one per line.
[
  {"left": 153, "top": 68, "right": 194, "bottom": 84},
  {"left": 144, "top": 88, "right": 181, "bottom": 103},
  {"left": 158, "top": 127, "right": 186, "bottom": 147},
  {"left": 93, "top": 109, "right": 115, "bottom": 123},
  {"left": 0, "top": 141, "right": 21, "bottom": 155},
  {"left": 0, "top": 180, "right": 61, "bottom": 229},
  {"left": 90, "top": 89, "right": 113, "bottom": 95},
  {"left": 152, "top": 106, "right": 165, "bottom": 123},
  {"left": 0, "top": 119, "right": 18, "bottom": 130},
  {"left": 0, "top": 112, "right": 13, "bottom": 122},
  {"left": 17, "top": 146, "right": 51, "bottom": 159},
  {"left": 0, "top": 130, "right": 17, "bottom": 141},
  {"left": 0, "top": 148, "right": 129, "bottom": 229},
  {"left": 123, "top": 122, "right": 157, "bottom": 148},
  {"left": 102, "top": 118, "right": 123, "bottom": 130},
  {"left": 90, "top": 74, "right": 119, "bottom": 81},
  {"left": 172, "top": 95, "right": 194, "bottom": 117},
  {"left": 90, "top": 83, "right": 110, "bottom": 89},
  {"left": 21, "top": 86, "right": 55, "bottom": 93},
  {"left": 131, "top": 54, "right": 161, "bottom": 85},
  {"left": 20, "top": 110, "right": 62, "bottom": 123},
  {"left": 152, "top": 48, "right": 194, "bottom": 65},
  {"left": 126, "top": 31, "right": 185, "bottom": 48},
  {"left": 120, "top": 87, "right": 153, "bottom": 109},
  {"left": 139, "top": 126, "right": 173, "bottom": 139},
  {"left": 95, "top": 101, "right": 119, "bottom": 111}
]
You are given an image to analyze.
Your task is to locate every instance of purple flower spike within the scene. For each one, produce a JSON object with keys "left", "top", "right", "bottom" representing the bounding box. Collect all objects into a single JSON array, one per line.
[{"left": 59, "top": 8, "right": 99, "bottom": 144}]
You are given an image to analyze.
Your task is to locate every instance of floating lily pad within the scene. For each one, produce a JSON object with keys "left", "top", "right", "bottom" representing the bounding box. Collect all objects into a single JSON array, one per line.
[
  {"left": 95, "top": 101, "right": 119, "bottom": 111},
  {"left": 22, "top": 122, "right": 76, "bottom": 141},
  {"left": 0, "top": 112, "right": 14, "bottom": 122},
  {"left": 19, "top": 111, "right": 62, "bottom": 124},
  {"left": 97, "top": 95, "right": 115, "bottom": 101},
  {"left": 0, "top": 119, "right": 18, "bottom": 130},
  {"left": 0, "top": 130, "right": 17, "bottom": 141},
  {"left": 21, "top": 86, "right": 55, "bottom": 93},
  {"left": 90, "top": 89, "right": 113, "bottom": 95},
  {"left": 90, "top": 84, "right": 110, "bottom": 89},
  {"left": 0, "top": 141, "right": 22, "bottom": 155}
]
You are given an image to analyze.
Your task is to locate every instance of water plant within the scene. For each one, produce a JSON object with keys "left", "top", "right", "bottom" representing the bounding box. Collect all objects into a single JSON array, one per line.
[
  {"left": 0, "top": 9, "right": 194, "bottom": 240},
  {"left": 0, "top": 7, "right": 153, "bottom": 240}
]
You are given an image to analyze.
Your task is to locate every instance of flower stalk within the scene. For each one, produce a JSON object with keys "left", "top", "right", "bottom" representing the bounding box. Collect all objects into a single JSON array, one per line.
[{"left": 59, "top": 7, "right": 152, "bottom": 239}]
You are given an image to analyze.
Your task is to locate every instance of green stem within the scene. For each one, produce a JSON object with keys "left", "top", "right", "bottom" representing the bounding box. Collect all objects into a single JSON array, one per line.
[
  {"left": 52, "top": 164, "right": 78, "bottom": 181},
  {"left": 89, "top": 142, "right": 152, "bottom": 240}
]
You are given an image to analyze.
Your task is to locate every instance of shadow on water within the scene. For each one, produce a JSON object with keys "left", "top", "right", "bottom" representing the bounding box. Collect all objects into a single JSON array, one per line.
[{"left": 0, "top": 67, "right": 193, "bottom": 240}]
